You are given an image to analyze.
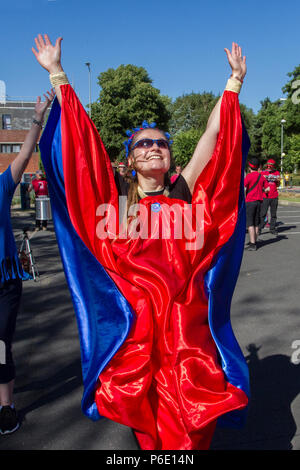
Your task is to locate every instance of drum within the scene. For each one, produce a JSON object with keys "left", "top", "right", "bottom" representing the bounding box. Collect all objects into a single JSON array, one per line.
[{"left": 35, "top": 196, "right": 52, "bottom": 221}]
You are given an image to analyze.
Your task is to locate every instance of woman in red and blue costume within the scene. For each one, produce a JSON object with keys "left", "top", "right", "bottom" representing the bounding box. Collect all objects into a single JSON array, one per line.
[{"left": 34, "top": 35, "right": 250, "bottom": 450}]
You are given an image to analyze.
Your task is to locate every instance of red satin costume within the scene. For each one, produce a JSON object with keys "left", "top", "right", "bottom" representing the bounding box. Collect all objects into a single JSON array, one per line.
[{"left": 59, "top": 85, "right": 248, "bottom": 450}]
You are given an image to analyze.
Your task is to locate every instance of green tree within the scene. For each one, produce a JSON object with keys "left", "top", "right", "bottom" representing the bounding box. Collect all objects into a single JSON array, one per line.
[
  {"left": 169, "top": 92, "right": 219, "bottom": 136},
  {"left": 91, "top": 64, "right": 171, "bottom": 160},
  {"left": 171, "top": 128, "right": 203, "bottom": 167},
  {"left": 285, "top": 133, "right": 300, "bottom": 172},
  {"left": 251, "top": 98, "right": 286, "bottom": 165},
  {"left": 239, "top": 103, "right": 256, "bottom": 159},
  {"left": 281, "top": 65, "right": 300, "bottom": 137}
]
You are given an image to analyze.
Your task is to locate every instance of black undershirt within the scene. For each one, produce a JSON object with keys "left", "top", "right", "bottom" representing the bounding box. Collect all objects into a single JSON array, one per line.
[{"left": 114, "top": 173, "right": 192, "bottom": 204}]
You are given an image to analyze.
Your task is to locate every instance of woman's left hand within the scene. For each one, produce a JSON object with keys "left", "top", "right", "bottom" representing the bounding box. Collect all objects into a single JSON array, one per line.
[
  {"left": 34, "top": 89, "right": 55, "bottom": 121},
  {"left": 224, "top": 42, "right": 247, "bottom": 81}
]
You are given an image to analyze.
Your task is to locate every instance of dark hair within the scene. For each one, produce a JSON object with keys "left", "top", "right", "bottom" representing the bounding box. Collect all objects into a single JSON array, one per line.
[{"left": 248, "top": 157, "right": 259, "bottom": 169}]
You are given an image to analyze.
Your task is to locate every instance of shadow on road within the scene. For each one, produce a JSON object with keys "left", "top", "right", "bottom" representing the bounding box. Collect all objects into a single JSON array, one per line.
[
  {"left": 277, "top": 224, "right": 298, "bottom": 233},
  {"left": 257, "top": 234, "right": 288, "bottom": 248},
  {"left": 14, "top": 360, "right": 83, "bottom": 423},
  {"left": 211, "top": 343, "right": 300, "bottom": 449}
]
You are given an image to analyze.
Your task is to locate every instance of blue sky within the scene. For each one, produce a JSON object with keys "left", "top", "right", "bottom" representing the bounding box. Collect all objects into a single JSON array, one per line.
[{"left": 1, "top": 0, "right": 300, "bottom": 113}]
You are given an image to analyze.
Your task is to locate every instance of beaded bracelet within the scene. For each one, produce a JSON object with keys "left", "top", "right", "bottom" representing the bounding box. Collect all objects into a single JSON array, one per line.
[{"left": 33, "top": 118, "right": 43, "bottom": 129}]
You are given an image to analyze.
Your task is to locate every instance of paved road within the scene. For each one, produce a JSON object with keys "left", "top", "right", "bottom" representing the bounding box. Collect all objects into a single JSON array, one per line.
[
  {"left": 211, "top": 203, "right": 300, "bottom": 450},
  {"left": 0, "top": 204, "right": 299, "bottom": 450}
]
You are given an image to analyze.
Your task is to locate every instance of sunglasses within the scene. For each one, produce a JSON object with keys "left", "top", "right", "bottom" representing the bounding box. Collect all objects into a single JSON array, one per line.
[{"left": 131, "top": 138, "right": 170, "bottom": 151}]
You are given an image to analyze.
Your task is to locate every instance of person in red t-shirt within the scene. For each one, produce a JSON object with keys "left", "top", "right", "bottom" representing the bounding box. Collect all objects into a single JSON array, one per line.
[
  {"left": 244, "top": 158, "right": 269, "bottom": 250},
  {"left": 28, "top": 170, "right": 49, "bottom": 231},
  {"left": 259, "top": 159, "right": 280, "bottom": 236}
]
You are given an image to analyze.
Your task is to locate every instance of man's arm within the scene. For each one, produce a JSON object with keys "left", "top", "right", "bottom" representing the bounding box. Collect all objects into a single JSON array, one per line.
[{"left": 11, "top": 90, "right": 54, "bottom": 184}]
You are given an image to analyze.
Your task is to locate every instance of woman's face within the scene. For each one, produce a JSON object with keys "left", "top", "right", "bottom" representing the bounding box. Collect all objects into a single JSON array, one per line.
[{"left": 128, "top": 129, "right": 171, "bottom": 178}]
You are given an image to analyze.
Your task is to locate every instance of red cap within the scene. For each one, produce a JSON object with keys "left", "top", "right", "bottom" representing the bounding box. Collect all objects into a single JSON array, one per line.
[
  {"left": 249, "top": 162, "right": 258, "bottom": 169},
  {"left": 267, "top": 159, "right": 276, "bottom": 166},
  {"left": 118, "top": 162, "right": 126, "bottom": 168}
]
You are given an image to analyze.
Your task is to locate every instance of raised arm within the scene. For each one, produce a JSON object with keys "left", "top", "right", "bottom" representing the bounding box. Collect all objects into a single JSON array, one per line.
[
  {"left": 32, "top": 34, "right": 65, "bottom": 106},
  {"left": 11, "top": 90, "right": 54, "bottom": 184},
  {"left": 181, "top": 42, "right": 247, "bottom": 194}
]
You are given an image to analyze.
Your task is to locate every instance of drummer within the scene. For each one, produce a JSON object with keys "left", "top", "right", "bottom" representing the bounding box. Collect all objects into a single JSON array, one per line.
[{"left": 28, "top": 170, "right": 49, "bottom": 231}]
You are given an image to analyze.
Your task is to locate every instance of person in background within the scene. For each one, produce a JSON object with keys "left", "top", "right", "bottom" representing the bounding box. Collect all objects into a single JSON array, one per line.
[
  {"left": 259, "top": 159, "right": 280, "bottom": 236},
  {"left": 284, "top": 172, "right": 289, "bottom": 188},
  {"left": 244, "top": 158, "right": 269, "bottom": 251},
  {"left": 118, "top": 162, "right": 127, "bottom": 177},
  {"left": 170, "top": 164, "right": 182, "bottom": 184},
  {"left": 0, "top": 90, "right": 53, "bottom": 435},
  {"left": 28, "top": 170, "right": 49, "bottom": 231}
]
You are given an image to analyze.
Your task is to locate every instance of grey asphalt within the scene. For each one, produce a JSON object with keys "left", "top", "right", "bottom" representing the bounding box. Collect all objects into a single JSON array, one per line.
[{"left": 1, "top": 203, "right": 300, "bottom": 450}]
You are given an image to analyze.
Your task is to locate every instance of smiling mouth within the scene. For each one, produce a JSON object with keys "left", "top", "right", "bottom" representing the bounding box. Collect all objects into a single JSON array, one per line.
[{"left": 147, "top": 155, "right": 162, "bottom": 161}]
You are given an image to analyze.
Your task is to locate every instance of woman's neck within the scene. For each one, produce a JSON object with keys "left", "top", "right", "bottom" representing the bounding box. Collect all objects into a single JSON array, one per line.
[{"left": 137, "top": 174, "right": 165, "bottom": 192}]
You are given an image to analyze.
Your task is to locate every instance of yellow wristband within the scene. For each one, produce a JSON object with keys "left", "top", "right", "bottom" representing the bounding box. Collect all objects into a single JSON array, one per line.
[
  {"left": 50, "top": 72, "right": 69, "bottom": 87},
  {"left": 225, "top": 77, "right": 242, "bottom": 94}
]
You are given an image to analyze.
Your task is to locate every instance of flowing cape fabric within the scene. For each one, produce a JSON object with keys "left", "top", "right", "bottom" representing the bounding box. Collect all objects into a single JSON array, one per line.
[{"left": 39, "top": 85, "right": 250, "bottom": 450}]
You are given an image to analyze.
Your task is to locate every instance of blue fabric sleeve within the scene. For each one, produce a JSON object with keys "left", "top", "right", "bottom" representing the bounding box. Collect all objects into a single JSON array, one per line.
[{"left": 0, "top": 166, "right": 18, "bottom": 197}]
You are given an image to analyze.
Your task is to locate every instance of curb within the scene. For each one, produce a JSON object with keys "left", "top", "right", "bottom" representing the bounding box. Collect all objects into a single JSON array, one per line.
[{"left": 279, "top": 200, "right": 300, "bottom": 207}]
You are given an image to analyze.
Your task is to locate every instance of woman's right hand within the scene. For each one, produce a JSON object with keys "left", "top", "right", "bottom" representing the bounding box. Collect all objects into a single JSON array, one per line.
[{"left": 32, "top": 34, "right": 64, "bottom": 74}]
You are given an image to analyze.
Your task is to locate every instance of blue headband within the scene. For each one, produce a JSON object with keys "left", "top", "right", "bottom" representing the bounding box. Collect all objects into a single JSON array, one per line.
[{"left": 123, "top": 120, "right": 172, "bottom": 158}]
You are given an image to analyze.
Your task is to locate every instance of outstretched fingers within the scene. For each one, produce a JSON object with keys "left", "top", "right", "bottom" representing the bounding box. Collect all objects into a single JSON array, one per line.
[
  {"left": 44, "top": 89, "right": 55, "bottom": 103},
  {"left": 44, "top": 34, "right": 52, "bottom": 45},
  {"left": 55, "top": 37, "right": 63, "bottom": 48},
  {"left": 34, "top": 36, "right": 42, "bottom": 52},
  {"left": 224, "top": 47, "right": 231, "bottom": 60},
  {"left": 32, "top": 34, "right": 55, "bottom": 54},
  {"left": 31, "top": 46, "right": 38, "bottom": 59}
]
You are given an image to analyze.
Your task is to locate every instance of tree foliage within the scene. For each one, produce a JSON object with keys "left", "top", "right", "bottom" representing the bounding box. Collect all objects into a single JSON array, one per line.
[
  {"left": 91, "top": 64, "right": 171, "bottom": 160},
  {"left": 89, "top": 61, "right": 300, "bottom": 173},
  {"left": 285, "top": 134, "right": 300, "bottom": 172},
  {"left": 172, "top": 128, "right": 203, "bottom": 167},
  {"left": 169, "top": 92, "right": 218, "bottom": 136},
  {"left": 247, "top": 64, "right": 300, "bottom": 171},
  {"left": 169, "top": 94, "right": 256, "bottom": 166}
]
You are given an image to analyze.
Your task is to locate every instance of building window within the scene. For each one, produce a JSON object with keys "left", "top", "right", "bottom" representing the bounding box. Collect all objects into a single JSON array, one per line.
[
  {"left": 0, "top": 144, "right": 21, "bottom": 153},
  {"left": 0, "top": 143, "right": 38, "bottom": 154},
  {"left": 1, "top": 144, "right": 11, "bottom": 153},
  {"left": 2, "top": 114, "right": 12, "bottom": 130}
]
